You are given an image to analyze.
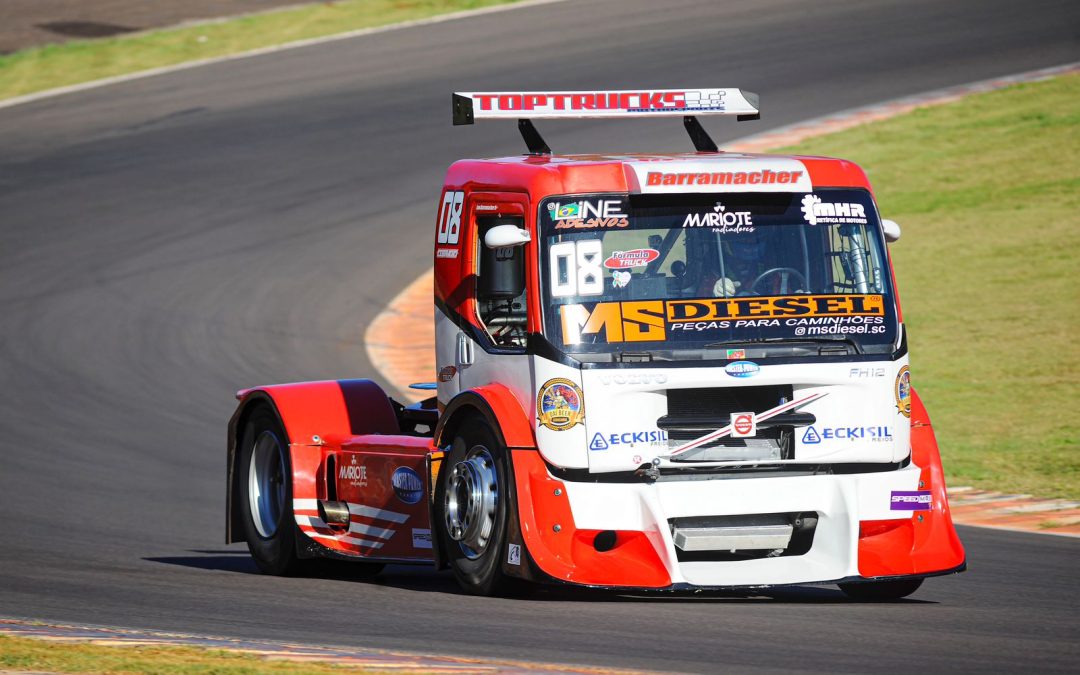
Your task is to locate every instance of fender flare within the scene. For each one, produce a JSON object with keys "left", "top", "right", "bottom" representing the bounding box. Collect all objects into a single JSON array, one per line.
[
  {"left": 226, "top": 379, "right": 397, "bottom": 543},
  {"left": 433, "top": 384, "right": 535, "bottom": 450},
  {"left": 854, "top": 387, "right": 965, "bottom": 578},
  {"left": 429, "top": 384, "right": 535, "bottom": 571}
]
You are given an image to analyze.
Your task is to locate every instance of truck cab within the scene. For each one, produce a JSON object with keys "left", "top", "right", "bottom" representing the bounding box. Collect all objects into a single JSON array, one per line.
[{"left": 227, "top": 89, "right": 965, "bottom": 600}]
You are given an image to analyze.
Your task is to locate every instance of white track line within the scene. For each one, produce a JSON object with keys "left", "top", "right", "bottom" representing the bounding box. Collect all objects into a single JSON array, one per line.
[{"left": 0, "top": 0, "right": 572, "bottom": 112}]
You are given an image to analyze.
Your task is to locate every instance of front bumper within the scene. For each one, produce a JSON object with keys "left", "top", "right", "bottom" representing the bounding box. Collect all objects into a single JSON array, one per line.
[{"left": 511, "top": 450, "right": 966, "bottom": 589}]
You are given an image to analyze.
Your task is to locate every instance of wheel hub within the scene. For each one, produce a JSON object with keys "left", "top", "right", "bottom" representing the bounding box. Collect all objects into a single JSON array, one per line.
[
  {"left": 248, "top": 430, "right": 286, "bottom": 538},
  {"left": 444, "top": 447, "right": 498, "bottom": 559}
]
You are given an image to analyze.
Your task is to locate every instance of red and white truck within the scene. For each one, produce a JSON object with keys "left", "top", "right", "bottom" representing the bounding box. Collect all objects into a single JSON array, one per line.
[{"left": 226, "top": 89, "right": 966, "bottom": 599}]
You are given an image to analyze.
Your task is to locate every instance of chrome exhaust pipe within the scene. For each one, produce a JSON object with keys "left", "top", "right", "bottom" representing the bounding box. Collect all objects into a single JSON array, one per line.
[{"left": 318, "top": 500, "right": 351, "bottom": 526}]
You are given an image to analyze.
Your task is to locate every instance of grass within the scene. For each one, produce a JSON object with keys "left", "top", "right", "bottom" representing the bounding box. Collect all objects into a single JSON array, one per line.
[
  {"left": 0, "top": 0, "right": 525, "bottom": 101},
  {"left": 782, "top": 73, "right": 1080, "bottom": 499},
  {"left": 0, "top": 634, "right": 390, "bottom": 674}
]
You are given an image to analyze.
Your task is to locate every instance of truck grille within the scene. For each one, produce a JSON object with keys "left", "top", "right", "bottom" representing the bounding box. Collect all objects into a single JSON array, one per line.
[
  {"left": 670, "top": 512, "right": 818, "bottom": 561},
  {"left": 661, "top": 385, "right": 795, "bottom": 461}
]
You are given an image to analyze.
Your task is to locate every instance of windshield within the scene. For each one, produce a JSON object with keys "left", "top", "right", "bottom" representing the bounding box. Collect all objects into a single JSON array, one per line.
[{"left": 539, "top": 190, "right": 898, "bottom": 360}]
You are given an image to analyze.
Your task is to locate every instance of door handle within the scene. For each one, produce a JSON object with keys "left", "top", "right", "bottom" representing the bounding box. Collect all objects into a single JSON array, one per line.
[{"left": 456, "top": 332, "right": 473, "bottom": 368}]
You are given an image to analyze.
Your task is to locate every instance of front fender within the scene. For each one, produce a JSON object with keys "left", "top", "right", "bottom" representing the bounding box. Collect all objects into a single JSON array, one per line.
[
  {"left": 433, "top": 384, "right": 535, "bottom": 449},
  {"left": 855, "top": 387, "right": 966, "bottom": 578},
  {"left": 429, "top": 384, "right": 535, "bottom": 571}
]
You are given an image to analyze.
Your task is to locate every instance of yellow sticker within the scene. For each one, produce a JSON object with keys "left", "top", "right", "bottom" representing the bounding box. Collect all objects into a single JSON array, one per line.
[{"left": 536, "top": 378, "right": 585, "bottom": 431}]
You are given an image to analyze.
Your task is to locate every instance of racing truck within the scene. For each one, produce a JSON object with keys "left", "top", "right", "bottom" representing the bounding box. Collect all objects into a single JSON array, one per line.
[{"left": 226, "top": 89, "right": 966, "bottom": 600}]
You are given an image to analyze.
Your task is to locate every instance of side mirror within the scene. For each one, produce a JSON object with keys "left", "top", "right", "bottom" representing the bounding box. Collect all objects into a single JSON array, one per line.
[
  {"left": 882, "top": 219, "right": 901, "bottom": 243},
  {"left": 478, "top": 221, "right": 528, "bottom": 301},
  {"left": 484, "top": 224, "right": 530, "bottom": 248}
]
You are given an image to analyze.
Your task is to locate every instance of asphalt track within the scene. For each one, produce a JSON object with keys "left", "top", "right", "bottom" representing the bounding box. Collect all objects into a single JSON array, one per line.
[{"left": 1, "top": 0, "right": 1078, "bottom": 672}]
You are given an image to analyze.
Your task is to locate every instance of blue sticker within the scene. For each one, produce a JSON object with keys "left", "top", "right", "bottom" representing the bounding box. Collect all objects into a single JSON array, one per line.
[
  {"left": 724, "top": 361, "right": 760, "bottom": 378},
  {"left": 801, "top": 426, "right": 893, "bottom": 444},
  {"left": 589, "top": 433, "right": 609, "bottom": 451},
  {"left": 391, "top": 467, "right": 423, "bottom": 505}
]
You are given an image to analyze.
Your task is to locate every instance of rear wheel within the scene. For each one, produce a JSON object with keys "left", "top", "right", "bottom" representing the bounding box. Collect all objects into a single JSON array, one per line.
[
  {"left": 439, "top": 419, "right": 518, "bottom": 596},
  {"left": 238, "top": 406, "right": 300, "bottom": 575},
  {"left": 839, "top": 578, "right": 923, "bottom": 601}
]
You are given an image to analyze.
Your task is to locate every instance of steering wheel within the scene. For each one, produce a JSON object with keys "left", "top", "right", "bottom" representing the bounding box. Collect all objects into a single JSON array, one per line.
[{"left": 749, "top": 267, "right": 807, "bottom": 295}]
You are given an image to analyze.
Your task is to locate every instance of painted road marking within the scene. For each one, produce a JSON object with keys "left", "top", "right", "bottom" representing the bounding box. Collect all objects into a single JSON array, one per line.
[{"left": 0, "top": 0, "right": 572, "bottom": 112}]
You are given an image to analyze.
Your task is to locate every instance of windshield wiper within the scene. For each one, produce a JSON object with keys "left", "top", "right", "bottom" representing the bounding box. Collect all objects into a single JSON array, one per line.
[{"left": 704, "top": 336, "right": 863, "bottom": 355}]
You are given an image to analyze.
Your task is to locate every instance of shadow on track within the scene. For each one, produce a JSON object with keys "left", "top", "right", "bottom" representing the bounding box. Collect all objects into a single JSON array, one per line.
[{"left": 144, "top": 553, "right": 933, "bottom": 604}]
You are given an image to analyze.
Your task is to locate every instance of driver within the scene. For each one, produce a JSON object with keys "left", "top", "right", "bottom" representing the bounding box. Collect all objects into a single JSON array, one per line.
[{"left": 714, "top": 230, "right": 770, "bottom": 297}]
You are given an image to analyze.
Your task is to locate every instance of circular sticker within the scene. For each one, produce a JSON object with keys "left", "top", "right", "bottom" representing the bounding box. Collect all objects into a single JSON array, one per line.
[
  {"left": 391, "top": 467, "right": 424, "bottom": 505},
  {"left": 725, "top": 361, "right": 760, "bottom": 378},
  {"left": 536, "top": 378, "right": 585, "bottom": 431},
  {"left": 733, "top": 414, "right": 753, "bottom": 435},
  {"left": 895, "top": 366, "right": 911, "bottom": 418}
]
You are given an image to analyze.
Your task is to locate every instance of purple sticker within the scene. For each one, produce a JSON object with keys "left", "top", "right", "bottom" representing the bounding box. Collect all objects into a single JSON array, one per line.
[{"left": 890, "top": 490, "right": 932, "bottom": 511}]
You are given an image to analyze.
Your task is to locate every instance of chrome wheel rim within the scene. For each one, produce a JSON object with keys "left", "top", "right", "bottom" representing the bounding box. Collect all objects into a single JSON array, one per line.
[
  {"left": 248, "top": 430, "right": 287, "bottom": 538},
  {"left": 444, "top": 446, "right": 498, "bottom": 560}
]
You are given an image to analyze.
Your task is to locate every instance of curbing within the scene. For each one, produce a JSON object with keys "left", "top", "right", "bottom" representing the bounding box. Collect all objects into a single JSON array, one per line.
[{"left": 0, "top": 618, "right": 652, "bottom": 673}]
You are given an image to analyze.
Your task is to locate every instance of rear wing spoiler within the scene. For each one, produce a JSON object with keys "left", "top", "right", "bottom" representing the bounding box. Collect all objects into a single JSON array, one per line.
[{"left": 451, "top": 88, "right": 760, "bottom": 154}]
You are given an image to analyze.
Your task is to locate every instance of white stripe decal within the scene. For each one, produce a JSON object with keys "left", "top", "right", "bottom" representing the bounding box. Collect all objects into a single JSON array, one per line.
[
  {"left": 350, "top": 521, "right": 396, "bottom": 540},
  {"left": 295, "top": 515, "right": 394, "bottom": 541},
  {"left": 291, "top": 499, "right": 409, "bottom": 524},
  {"left": 348, "top": 503, "right": 409, "bottom": 524},
  {"left": 303, "top": 529, "right": 385, "bottom": 549},
  {"left": 667, "top": 392, "right": 826, "bottom": 457}
]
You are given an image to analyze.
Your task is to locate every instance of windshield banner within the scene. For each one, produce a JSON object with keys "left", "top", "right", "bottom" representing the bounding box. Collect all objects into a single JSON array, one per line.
[{"left": 560, "top": 294, "right": 887, "bottom": 344}]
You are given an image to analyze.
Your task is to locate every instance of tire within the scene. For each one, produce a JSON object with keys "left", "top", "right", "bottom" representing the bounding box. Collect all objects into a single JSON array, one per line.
[
  {"left": 238, "top": 405, "right": 300, "bottom": 575},
  {"left": 438, "top": 418, "right": 518, "bottom": 596},
  {"left": 839, "top": 578, "right": 923, "bottom": 602}
]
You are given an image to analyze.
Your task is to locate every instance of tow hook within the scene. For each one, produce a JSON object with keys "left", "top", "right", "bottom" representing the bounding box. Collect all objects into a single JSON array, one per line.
[{"left": 635, "top": 458, "right": 661, "bottom": 482}]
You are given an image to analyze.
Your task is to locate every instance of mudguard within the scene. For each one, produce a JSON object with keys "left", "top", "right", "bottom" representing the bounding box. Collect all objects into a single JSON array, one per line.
[
  {"left": 433, "top": 384, "right": 534, "bottom": 449},
  {"left": 429, "top": 384, "right": 536, "bottom": 572},
  {"left": 226, "top": 379, "right": 398, "bottom": 543},
  {"left": 510, "top": 449, "right": 671, "bottom": 588},
  {"left": 854, "top": 388, "right": 967, "bottom": 578}
]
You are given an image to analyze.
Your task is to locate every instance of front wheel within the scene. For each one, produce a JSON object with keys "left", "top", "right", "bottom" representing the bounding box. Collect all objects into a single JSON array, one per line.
[
  {"left": 438, "top": 419, "right": 518, "bottom": 596},
  {"left": 238, "top": 405, "right": 300, "bottom": 575},
  {"left": 839, "top": 578, "right": 923, "bottom": 601}
]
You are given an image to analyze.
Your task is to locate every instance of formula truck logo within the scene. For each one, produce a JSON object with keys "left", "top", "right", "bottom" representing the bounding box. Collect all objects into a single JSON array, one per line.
[
  {"left": 801, "top": 194, "right": 868, "bottom": 226},
  {"left": 603, "top": 248, "right": 660, "bottom": 269},
  {"left": 536, "top": 378, "right": 585, "bottom": 431}
]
